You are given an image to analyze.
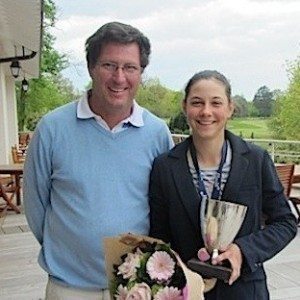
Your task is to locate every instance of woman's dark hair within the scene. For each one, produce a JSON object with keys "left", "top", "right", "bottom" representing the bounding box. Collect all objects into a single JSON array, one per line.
[
  {"left": 183, "top": 70, "right": 232, "bottom": 102},
  {"left": 85, "top": 22, "right": 151, "bottom": 70}
]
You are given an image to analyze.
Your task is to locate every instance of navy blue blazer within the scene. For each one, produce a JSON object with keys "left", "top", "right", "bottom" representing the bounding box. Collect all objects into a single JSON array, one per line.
[{"left": 149, "top": 131, "right": 297, "bottom": 300}]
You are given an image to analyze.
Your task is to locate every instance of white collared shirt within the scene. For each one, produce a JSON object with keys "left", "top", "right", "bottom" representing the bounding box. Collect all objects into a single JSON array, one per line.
[{"left": 77, "top": 91, "right": 144, "bottom": 133}]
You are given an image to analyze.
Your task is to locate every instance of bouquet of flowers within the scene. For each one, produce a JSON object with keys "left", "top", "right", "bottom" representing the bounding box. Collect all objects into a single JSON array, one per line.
[{"left": 104, "top": 234, "right": 207, "bottom": 300}]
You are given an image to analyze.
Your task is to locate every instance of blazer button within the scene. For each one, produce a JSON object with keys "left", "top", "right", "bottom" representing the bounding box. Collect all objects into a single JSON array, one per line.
[{"left": 255, "top": 262, "right": 262, "bottom": 267}]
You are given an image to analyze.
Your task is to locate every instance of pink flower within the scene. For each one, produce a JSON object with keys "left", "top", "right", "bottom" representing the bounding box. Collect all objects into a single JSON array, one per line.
[
  {"left": 154, "top": 286, "right": 183, "bottom": 300},
  {"left": 146, "top": 251, "right": 175, "bottom": 281},
  {"left": 115, "top": 285, "right": 128, "bottom": 300},
  {"left": 118, "top": 252, "right": 141, "bottom": 279},
  {"left": 125, "top": 283, "right": 151, "bottom": 300}
]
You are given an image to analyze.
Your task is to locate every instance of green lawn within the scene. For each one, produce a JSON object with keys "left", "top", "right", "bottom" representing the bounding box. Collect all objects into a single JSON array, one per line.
[{"left": 227, "top": 118, "right": 273, "bottom": 139}]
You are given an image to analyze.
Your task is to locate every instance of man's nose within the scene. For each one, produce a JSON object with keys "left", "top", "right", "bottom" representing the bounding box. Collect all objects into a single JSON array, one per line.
[{"left": 112, "top": 67, "right": 127, "bottom": 82}]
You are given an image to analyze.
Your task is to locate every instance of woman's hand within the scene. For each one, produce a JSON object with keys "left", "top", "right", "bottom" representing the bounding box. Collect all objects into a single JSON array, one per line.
[{"left": 212, "top": 243, "right": 243, "bottom": 285}]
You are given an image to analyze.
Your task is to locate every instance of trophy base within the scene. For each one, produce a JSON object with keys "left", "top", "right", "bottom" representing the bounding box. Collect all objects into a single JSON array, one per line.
[{"left": 187, "top": 258, "right": 231, "bottom": 282}]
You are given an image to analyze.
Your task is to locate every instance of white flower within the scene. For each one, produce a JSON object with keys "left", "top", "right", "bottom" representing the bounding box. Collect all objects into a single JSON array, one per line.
[
  {"left": 117, "top": 252, "right": 141, "bottom": 279},
  {"left": 115, "top": 285, "right": 128, "bottom": 300},
  {"left": 125, "top": 283, "right": 152, "bottom": 300}
]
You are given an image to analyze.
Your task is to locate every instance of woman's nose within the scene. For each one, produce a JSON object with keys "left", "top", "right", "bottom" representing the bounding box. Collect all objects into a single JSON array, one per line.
[{"left": 200, "top": 103, "right": 212, "bottom": 115}]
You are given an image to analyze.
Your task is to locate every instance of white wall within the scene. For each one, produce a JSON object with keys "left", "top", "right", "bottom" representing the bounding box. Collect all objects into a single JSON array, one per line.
[
  {"left": 6, "top": 76, "right": 18, "bottom": 156},
  {"left": 0, "top": 64, "right": 18, "bottom": 164}
]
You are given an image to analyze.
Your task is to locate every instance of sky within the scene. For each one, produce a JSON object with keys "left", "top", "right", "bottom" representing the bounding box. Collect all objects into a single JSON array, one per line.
[{"left": 52, "top": 0, "right": 300, "bottom": 100}]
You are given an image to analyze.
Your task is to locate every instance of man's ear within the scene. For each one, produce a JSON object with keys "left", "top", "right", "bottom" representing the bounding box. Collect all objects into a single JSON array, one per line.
[{"left": 88, "top": 66, "right": 95, "bottom": 80}]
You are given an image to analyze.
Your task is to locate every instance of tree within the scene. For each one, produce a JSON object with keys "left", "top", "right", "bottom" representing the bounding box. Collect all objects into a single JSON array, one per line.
[
  {"left": 252, "top": 86, "right": 274, "bottom": 117},
  {"left": 247, "top": 101, "right": 260, "bottom": 117},
  {"left": 272, "top": 89, "right": 284, "bottom": 99},
  {"left": 24, "top": 76, "right": 80, "bottom": 131},
  {"left": 41, "top": 0, "right": 68, "bottom": 75},
  {"left": 232, "top": 95, "right": 248, "bottom": 117},
  {"left": 17, "top": 0, "right": 77, "bottom": 131},
  {"left": 136, "top": 78, "right": 181, "bottom": 118},
  {"left": 269, "top": 57, "right": 300, "bottom": 140}
]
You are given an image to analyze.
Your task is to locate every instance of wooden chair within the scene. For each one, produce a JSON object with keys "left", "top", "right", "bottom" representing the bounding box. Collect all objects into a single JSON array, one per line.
[
  {"left": 0, "top": 177, "right": 21, "bottom": 217},
  {"left": 172, "top": 135, "right": 187, "bottom": 145},
  {"left": 275, "top": 164, "right": 300, "bottom": 224},
  {"left": 290, "top": 173, "right": 300, "bottom": 224},
  {"left": 11, "top": 145, "right": 26, "bottom": 164},
  {"left": 18, "top": 132, "right": 30, "bottom": 147},
  {"left": 275, "top": 164, "right": 295, "bottom": 197}
]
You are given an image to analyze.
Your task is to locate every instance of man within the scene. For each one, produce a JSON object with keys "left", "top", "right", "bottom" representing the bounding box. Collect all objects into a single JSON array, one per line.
[{"left": 24, "top": 22, "right": 173, "bottom": 299}]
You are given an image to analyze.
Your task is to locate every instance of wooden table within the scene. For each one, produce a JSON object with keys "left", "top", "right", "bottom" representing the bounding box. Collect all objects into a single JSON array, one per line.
[
  {"left": 293, "top": 174, "right": 300, "bottom": 184},
  {"left": 0, "top": 164, "right": 24, "bottom": 206},
  {"left": 293, "top": 165, "right": 300, "bottom": 184}
]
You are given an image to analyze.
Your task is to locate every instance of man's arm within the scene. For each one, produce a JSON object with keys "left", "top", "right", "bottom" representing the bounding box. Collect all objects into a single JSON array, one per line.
[{"left": 23, "top": 121, "right": 52, "bottom": 245}]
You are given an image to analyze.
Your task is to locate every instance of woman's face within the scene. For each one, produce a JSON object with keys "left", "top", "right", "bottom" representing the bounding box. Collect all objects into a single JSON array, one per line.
[{"left": 183, "top": 78, "right": 234, "bottom": 142}]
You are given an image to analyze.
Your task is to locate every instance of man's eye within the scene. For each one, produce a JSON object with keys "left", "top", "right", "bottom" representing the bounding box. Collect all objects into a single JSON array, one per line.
[
  {"left": 125, "top": 65, "right": 138, "bottom": 72},
  {"left": 102, "top": 63, "right": 116, "bottom": 70}
]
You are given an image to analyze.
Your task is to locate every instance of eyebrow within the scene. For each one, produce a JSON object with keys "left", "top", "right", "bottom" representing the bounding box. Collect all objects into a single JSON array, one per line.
[
  {"left": 188, "top": 96, "right": 224, "bottom": 100},
  {"left": 100, "top": 60, "right": 139, "bottom": 65}
]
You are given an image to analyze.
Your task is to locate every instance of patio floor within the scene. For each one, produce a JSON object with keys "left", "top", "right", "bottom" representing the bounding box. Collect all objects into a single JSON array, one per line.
[{"left": 0, "top": 209, "right": 47, "bottom": 300}]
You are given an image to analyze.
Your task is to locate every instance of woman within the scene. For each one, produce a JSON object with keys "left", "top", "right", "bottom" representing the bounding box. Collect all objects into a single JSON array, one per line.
[{"left": 149, "top": 70, "right": 297, "bottom": 299}]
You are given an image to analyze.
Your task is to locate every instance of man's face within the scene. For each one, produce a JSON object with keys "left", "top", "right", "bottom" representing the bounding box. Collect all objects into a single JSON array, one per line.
[{"left": 89, "top": 42, "right": 142, "bottom": 114}]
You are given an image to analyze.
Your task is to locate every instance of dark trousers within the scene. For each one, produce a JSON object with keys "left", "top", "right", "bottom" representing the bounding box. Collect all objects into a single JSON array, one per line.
[{"left": 205, "top": 279, "right": 270, "bottom": 300}]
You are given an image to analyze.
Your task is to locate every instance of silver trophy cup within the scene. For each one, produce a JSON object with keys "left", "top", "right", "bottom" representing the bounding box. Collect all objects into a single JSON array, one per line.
[{"left": 188, "top": 198, "right": 247, "bottom": 281}]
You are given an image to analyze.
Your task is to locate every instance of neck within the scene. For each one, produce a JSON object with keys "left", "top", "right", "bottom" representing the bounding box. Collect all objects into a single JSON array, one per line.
[
  {"left": 193, "top": 135, "right": 225, "bottom": 168},
  {"left": 89, "top": 94, "right": 132, "bottom": 130}
]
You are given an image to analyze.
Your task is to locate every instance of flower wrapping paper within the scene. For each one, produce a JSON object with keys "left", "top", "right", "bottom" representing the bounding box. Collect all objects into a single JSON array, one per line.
[{"left": 103, "top": 233, "right": 206, "bottom": 300}]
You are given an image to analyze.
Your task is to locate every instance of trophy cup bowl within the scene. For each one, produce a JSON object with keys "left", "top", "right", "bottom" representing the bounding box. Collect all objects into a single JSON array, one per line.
[{"left": 188, "top": 199, "right": 247, "bottom": 281}]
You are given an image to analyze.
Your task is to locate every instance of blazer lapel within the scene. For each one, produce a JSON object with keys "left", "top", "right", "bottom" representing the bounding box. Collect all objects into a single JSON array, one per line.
[
  {"left": 223, "top": 131, "right": 250, "bottom": 201},
  {"left": 170, "top": 139, "right": 201, "bottom": 231},
  {"left": 223, "top": 152, "right": 249, "bottom": 201}
]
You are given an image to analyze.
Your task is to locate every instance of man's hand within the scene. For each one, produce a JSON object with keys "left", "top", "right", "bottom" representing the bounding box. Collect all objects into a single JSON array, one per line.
[{"left": 211, "top": 243, "right": 242, "bottom": 285}]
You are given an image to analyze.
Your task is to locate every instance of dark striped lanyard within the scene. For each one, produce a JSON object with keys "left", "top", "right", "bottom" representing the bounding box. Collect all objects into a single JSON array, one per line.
[{"left": 189, "top": 139, "right": 228, "bottom": 201}]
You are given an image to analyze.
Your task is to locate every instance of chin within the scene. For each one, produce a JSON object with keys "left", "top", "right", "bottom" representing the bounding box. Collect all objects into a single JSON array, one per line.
[
  {"left": 108, "top": 96, "right": 129, "bottom": 105},
  {"left": 194, "top": 130, "right": 221, "bottom": 141}
]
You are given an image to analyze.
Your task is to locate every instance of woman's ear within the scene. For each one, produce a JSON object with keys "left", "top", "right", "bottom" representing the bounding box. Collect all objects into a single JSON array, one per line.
[
  {"left": 228, "top": 100, "right": 235, "bottom": 118},
  {"left": 182, "top": 100, "right": 187, "bottom": 116}
]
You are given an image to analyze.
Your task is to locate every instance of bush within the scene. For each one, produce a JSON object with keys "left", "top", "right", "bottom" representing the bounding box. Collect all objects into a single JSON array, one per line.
[{"left": 169, "top": 111, "right": 189, "bottom": 133}]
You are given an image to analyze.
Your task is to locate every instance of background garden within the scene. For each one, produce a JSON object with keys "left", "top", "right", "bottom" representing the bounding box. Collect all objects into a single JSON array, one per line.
[{"left": 17, "top": 1, "right": 300, "bottom": 145}]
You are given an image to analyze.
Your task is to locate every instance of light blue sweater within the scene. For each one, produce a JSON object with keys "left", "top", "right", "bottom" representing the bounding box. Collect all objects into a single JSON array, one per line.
[{"left": 23, "top": 101, "right": 173, "bottom": 290}]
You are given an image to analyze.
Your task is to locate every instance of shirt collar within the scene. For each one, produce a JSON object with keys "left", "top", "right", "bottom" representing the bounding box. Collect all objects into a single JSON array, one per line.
[{"left": 77, "top": 90, "right": 144, "bottom": 128}]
